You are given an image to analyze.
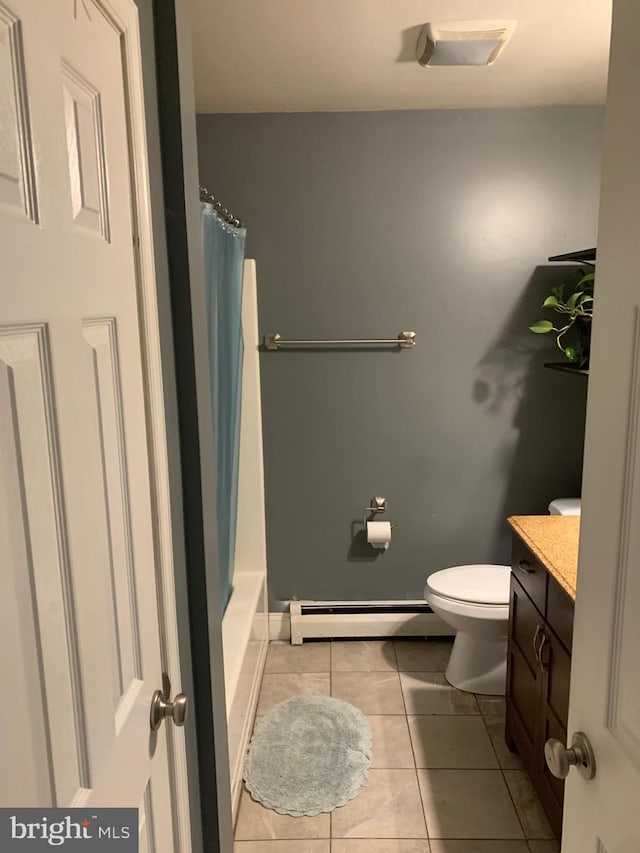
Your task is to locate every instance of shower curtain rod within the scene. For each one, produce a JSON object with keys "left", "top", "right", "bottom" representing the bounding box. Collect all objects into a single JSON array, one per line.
[{"left": 199, "top": 185, "right": 243, "bottom": 229}]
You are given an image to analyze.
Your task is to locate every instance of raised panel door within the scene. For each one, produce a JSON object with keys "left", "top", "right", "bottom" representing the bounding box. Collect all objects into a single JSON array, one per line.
[{"left": 0, "top": 2, "right": 184, "bottom": 849}]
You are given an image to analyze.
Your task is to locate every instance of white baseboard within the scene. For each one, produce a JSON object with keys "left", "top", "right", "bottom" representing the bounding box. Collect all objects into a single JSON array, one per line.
[
  {"left": 269, "top": 611, "right": 291, "bottom": 641},
  {"left": 270, "top": 601, "right": 451, "bottom": 645}
]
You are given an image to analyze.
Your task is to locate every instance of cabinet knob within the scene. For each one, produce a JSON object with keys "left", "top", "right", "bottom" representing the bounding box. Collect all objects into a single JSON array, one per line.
[
  {"left": 517, "top": 559, "right": 535, "bottom": 573},
  {"left": 544, "top": 732, "right": 596, "bottom": 781}
]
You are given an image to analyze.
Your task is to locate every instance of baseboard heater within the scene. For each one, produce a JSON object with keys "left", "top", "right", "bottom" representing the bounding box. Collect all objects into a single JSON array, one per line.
[{"left": 289, "top": 600, "right": 452, "bottom": 645}]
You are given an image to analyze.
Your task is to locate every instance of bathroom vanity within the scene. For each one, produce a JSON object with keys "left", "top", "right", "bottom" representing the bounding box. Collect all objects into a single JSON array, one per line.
[{"left": 505, "top": 515, "right": 579, "bottom": 841}]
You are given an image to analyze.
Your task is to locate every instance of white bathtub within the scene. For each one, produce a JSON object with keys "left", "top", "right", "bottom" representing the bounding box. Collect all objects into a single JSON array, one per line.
[
  {"left": 221, "top": 260, "right": 269, "bottom": 818},
  {"left": 222, "top": 570, "right": 268, "bottom": 817}
]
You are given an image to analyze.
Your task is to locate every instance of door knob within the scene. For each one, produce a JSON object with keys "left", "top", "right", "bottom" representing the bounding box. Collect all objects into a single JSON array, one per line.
[
  {"left": 544, "top": 731, "right": 596, "bottom": 780},
  {"left": 150, "top": 673, "right": 189, "bottom": 731}
]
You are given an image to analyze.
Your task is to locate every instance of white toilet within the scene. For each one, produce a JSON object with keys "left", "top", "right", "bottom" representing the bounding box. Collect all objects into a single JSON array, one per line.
[
  {"left": 425, "top": 498, "right": 582, "bottom": 696},
  {"left": 425, "top": 564, "right": 511, "bottom": 695}
]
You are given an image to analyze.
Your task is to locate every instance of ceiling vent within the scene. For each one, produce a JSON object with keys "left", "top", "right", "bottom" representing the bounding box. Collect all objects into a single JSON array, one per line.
[{"left": 417, "top": 21, "right": 516, "bottom": 67}]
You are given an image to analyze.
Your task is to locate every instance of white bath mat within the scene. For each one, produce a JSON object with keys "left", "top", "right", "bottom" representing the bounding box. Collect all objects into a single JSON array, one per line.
[{"left": 243, "top": 695, "right": 372, "bottom": 816}]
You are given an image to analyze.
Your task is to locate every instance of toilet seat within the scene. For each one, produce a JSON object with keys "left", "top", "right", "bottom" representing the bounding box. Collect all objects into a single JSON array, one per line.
[
  {"left": 426, "top": 564, "right": 511, "bottom": 606},
  {"left": 426, "top": 589, "right": 508, "bottom": 623}
]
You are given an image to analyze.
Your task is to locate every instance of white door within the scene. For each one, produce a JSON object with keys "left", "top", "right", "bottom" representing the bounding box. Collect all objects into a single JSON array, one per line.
[
  {"left": 560, "top": 1, "right": 640, "bottom": 850},
  {"left": 0, "top": 0, "right": 190, "bottom": 848}
]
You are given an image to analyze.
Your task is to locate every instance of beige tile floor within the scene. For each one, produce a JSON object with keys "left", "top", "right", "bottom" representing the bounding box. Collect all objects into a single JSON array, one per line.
[{"left": 235, "top": 639, "right": 560, "bottom": 853}]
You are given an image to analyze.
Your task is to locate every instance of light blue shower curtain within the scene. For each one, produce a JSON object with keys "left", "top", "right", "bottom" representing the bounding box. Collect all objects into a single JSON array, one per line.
[{"left": 201, "top": 202, "right": 247, "bottom": 614}]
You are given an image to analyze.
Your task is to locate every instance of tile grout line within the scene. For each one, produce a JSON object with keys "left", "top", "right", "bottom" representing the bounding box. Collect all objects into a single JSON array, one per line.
[
  {"left": 255, "top": 641, "right": 544, "bottom": 849},
  {"left": 255, "top": 641, "right": 335, "bottom": 846},
  {"left": 487, "top": 709, "right": 530, "bottom": 842},
  {"left": 489, "top": 715, "right": 549, "bottom": 844},
  {"left": 502, "top": 764, "right": 557, "bottom": 846},
  {"left": 479, "top": 705, "right": 506, "bottom": 770},
  {"left": 329, "top": 640, "right": 332, "bottom": 851},
  {"left": 394, "top": 641, "right": 431, "bottom": 845},
  {"left": 401, "top": 647, "right": 528, "bottom": 846},
  {"left": 476, "top": 702, "right": 537, "bottom": 843},
  {"left": 475, "top": 703, "right": 532, "bottom": 841}
]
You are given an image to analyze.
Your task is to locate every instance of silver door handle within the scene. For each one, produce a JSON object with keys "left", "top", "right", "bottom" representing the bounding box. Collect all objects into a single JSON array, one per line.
[
  {"left": 533, "top": 624, "right": 542, "bottom": 661},
  {"left": 533, "top": 625, "right": 548, "bottom": 671},
  {"left": 544, "top": 732, "right": 596, "bottom": 780},
  {"left": 537, "top": 632, "right": 549, "bottom": 672},
  {"left": 150, "top": 672, "right": 189, "bottom": 731}
]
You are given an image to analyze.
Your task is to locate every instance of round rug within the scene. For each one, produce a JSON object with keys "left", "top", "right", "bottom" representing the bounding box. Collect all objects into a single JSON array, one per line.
[{"left": 243, "top": 695, "right": 372, "bottom": 816}]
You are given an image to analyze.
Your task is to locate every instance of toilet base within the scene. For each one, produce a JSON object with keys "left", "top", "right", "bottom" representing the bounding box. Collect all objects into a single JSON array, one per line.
[{"left": 445, "top": 631, "right": 507, "bottom": 695}]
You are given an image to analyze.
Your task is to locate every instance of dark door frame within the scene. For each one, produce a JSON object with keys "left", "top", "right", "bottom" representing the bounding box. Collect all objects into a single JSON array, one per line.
[{"left": 136, "top": 1, "right": 233, "bottom": 851}]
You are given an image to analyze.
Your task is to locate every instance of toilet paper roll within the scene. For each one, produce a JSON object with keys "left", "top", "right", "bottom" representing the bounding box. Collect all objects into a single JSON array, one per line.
[{"left": 366, "top": 520, "right": 392, "bottom": 550}]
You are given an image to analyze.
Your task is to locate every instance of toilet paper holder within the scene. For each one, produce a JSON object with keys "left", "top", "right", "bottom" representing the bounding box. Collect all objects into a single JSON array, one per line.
[{"left": 362, "top": 497, "right": 398, "bottom": 530}]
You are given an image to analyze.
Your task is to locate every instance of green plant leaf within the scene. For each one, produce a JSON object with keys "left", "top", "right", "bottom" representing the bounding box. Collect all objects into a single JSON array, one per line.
[
  {"left": 530, "top": 320, "right": 554, "bottom": 333},
  {"left": 563, "top": 345, "right": 582, "bottom": 363},
  {"left": 577, "top": 272, "right": 595, "bottom": 297},
  {"left": 566, "top": 292, "right": 582, "bottom": 311},
  {"left": 577, "top": 295, "right": 594, "bottom": 306},
  {"left": 543, "top": 295, "right": 559, "bottom": 308}
]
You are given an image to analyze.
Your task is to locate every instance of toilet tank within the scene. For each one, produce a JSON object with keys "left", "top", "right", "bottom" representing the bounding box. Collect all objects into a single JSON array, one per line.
[{"left": 548, "top": 498, "right": 582, "bottom": 516}]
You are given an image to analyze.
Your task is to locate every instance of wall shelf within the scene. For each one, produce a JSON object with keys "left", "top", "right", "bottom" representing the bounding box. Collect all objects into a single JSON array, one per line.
[
  {"left": 548, "top": 248, "right": 596, "bottom": 263},
  {"left": 544, "top": 362, "right": 589, "bottom": 378}
]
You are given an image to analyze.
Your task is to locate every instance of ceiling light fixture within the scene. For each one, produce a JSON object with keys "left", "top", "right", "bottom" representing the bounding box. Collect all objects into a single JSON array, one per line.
[{"left": 417, "top": 20, "right": 517, "bottom": 67}]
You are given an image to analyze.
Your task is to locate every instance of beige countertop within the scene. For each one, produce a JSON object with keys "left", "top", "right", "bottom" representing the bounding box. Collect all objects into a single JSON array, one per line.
[{"left": 507, "top": 515, "right": 580, "bottom": 601}]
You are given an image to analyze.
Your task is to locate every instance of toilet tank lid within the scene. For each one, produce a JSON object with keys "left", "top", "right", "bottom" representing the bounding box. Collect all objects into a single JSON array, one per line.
[
  {"left": 426, "top": 564, "right": 511, "bottom": 605},
  {"left": 548, "top": 498, "right": 582, "bottom": 516}
]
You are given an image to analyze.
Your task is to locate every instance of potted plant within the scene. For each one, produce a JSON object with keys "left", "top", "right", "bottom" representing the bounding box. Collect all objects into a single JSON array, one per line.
[{"left": 529, "top": 269, "right": 594, "bottom": 367}]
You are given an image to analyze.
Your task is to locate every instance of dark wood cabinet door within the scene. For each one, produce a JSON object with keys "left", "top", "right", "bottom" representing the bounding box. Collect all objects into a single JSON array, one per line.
[
  {"left": 544, "top": 626, "right": 571, "bottom": 727},
  {"left": 507, "top": 534, "right": 575, "bottom": 844},
  {"left": 546, "top": 575, "right": 574, "bottom": 652},
  {"left": 539, "top": 626, "right": 571, "bottom": 838},
  {"left": 506, "top": 576, "right": 545, "bottom": 767}
]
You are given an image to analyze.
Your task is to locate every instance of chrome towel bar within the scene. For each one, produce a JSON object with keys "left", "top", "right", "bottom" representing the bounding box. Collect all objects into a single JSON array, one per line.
[{"left": 264, "top": 331, "right": 416, "bottom": 350}]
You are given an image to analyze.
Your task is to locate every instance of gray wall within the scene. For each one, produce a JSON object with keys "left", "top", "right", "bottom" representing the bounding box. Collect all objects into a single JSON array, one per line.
[{"left": 197, "top": 107, "right": 602, "bottom": 611}]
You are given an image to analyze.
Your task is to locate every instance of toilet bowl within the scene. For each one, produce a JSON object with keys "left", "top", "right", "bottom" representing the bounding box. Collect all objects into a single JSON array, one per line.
[
  {"left": 424, "top": 499, "right": 581, "bottom": 695},
  {"left": 424, "top": 564, "right": 511, "bottom": 696}
]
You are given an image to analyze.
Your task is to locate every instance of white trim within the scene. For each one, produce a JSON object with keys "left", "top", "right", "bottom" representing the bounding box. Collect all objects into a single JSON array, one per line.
[
  {"left": 234, "top": 261, "right": 267, "bottom": 582},
  {"left": 222, "top": 573, "right": 268, "bottom": 715},
  {"left": 608, "top": 306, "right": 640, "bottom": 766},
  {"left": 106, "top": 0, "right": 191, "bottom": 848},
  {"left": 269, "top": 612, "right": 291, "bottom": 641},
  {"left": 223, "top": 576, "right": 269, "bottom": 821},
  {"left": 224, "top": 261, "right": 269, "bottom": 821},
  {"left": 274, "top": 601, "right": 451, "bottom": 645},
  {"left": 228, "top": 638, "right": 268, "bottom": 820}
]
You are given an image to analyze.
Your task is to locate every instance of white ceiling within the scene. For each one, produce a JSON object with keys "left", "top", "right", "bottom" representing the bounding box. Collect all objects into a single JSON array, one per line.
[{"left": 188, "top": 0, "right": 612, "bottom": 114}]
